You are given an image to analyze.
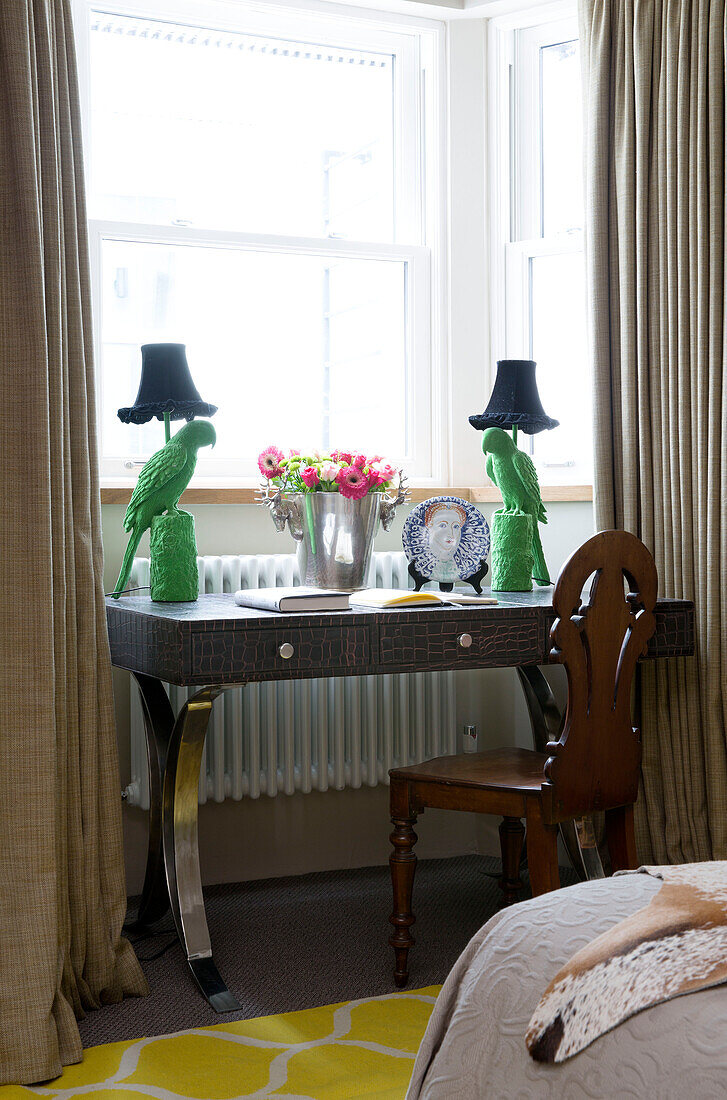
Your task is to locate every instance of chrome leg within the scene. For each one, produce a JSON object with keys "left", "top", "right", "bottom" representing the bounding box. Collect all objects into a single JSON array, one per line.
[
  {"left": 163, "top": 687, "right": 242, "bottom": 1012},
  {"left": 127, "top": 673, "right": 174, "bottom": 929},
  {"left": 516, "top": 664, "right": 561, "bottom": 753},
  {"left": 516, "top": 665, "right": 605, "bottom": 881}
]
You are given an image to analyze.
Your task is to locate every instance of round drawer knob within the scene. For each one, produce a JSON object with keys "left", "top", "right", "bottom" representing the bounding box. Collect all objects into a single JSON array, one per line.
[
  {"left": 458, "top": 633, "right": 473, "bottom": 649},
  {"left": 279, "top": 642, "right": 295, "bottom": 660}
]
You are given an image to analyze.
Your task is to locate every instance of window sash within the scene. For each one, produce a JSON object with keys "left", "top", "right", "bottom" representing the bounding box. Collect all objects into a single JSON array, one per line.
[
  {"left": 75, "top": 0, "right": 427, "bottom": 247},
  {"left": 511, "top": 16, "right": 579, "bottom": 244},
  {"left": 488, "top": 4, "right": 591, "bottom": 485},
  {"left": 90, "top": 221, "right": 433, "bottom": 479},
  {"left": 504, "top": 232, "right": 589, "bottom": 481},
  {"left": 73, "top": 0, "right": 442, "bottom": 483}
]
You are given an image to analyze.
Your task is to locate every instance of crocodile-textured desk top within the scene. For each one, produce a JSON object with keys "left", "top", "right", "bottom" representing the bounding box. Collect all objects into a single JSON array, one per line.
[
  {"left": 106, "top": 591, "right": 695, "bottom": 687},
  {"left": 109, "top": 587, "right": 579, "bottom": 624}
]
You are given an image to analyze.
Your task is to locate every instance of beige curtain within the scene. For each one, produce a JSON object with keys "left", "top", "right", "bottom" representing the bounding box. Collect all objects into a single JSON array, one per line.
[
  {"left": 579, "top": 0, "right": 727, "bottom": 863},
  {"left": 0, "top": 0, "right": 147, "bottom": 1085}
]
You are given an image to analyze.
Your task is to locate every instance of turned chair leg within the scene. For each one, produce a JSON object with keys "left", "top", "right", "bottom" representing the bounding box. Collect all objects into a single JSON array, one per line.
[
  {"left": 389, "top": 803, "right": 419, "bottom": 989},
  {"left": 526, "top": 801, "right": 560, "bottom": 896},
  {"left": 499, "top": 816, "right": 525, "bottom": 905},
  {"left": 605, "top": 804, "right": 638, "bottom": 872}
]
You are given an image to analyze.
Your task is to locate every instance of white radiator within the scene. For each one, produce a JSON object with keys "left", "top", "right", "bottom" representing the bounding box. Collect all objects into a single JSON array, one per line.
[{"left": 124, "top": 551, "right": 456, "bottom": 809}]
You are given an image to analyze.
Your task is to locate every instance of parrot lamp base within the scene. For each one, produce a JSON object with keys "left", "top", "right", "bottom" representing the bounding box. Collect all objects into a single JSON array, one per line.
[
  {"left": 491, "top": 511, "right": 534, "bottom": 592},
  {"left": 150, "top": 511, "right": 199, "bottom": 601}
]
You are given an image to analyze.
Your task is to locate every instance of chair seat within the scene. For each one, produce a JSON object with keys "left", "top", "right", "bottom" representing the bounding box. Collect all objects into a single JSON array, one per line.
[{"left": 390, "top": 747, "right": 549, "bottom": 796}]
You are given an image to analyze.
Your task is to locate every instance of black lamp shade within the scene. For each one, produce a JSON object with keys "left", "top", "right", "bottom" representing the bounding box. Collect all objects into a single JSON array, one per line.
[
  {"left": 468, "top": 360, "right": 558, "bottom": 435},
  {"left": 117, "top": 343, "right": 217, "bottom": 425}
]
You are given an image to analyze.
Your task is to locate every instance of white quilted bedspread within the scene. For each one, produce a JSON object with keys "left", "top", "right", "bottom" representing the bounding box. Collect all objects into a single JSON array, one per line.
[{"left": 407, "top": 875, "right": 727, "bottom": 1099}]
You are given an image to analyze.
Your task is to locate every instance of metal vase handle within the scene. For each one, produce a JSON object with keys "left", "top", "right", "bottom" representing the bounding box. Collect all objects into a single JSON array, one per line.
[
  {"left": 379, "top": 470, "right": 409, "bottom": 531},
  {"left": 258, "top": 488, "right": 304, "bottom": 540}
]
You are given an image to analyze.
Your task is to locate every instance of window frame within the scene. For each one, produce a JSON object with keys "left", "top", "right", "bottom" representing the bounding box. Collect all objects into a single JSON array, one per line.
[
  {"left": 487, "top": 3, "right": 591, "bottom": 487},
  {"left": 72, "top": 0, "right": 446, "bottom": 485}
]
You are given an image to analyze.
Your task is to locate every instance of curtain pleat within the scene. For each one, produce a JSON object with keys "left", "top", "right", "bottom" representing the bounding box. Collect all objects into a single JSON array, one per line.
[
  {"left": 0, "top": 0, "right": 147, "bottom": 1085},
  {"left": 579, "top": 0, "right": 727, "bottom": 864}
]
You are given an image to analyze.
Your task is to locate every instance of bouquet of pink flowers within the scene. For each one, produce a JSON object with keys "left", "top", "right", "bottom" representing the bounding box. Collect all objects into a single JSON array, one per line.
[{"left": 257, "top": 447, "right": 398, "bottom": 501}]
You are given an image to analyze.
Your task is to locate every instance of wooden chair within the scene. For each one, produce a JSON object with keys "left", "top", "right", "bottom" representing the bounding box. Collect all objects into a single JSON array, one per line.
[{"left": 388, "top": 529, "right": 658, "bottom": 987}]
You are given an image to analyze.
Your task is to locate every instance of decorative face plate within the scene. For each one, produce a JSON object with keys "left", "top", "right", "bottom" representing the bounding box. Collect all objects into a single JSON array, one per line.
[{"left": 402, "top": 496, "right": 490, "bottom": 583}]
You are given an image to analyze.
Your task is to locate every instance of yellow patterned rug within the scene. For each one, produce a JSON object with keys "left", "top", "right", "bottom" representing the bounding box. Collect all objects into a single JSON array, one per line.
[{"left": 0, "top": 987, "right": 439, "bottom": 1100}]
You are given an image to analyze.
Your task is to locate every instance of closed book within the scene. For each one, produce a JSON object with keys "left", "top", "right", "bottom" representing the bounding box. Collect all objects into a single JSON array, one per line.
[{"left": 234, "top": 587, "right": 350, "bottom": 612}]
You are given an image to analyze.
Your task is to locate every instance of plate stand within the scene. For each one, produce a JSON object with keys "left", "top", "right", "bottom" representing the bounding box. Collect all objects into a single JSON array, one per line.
[{"left": 407, "top": 558, "right": 489, "bottom": 595}]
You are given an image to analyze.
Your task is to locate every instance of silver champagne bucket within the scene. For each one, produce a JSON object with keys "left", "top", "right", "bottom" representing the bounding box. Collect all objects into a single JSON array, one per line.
[
  {"left": 261, "top": 478, "right": 408, "bottom": 591},
  {"left": 294, "top": 492, "right": 381, "bottom": 591}
]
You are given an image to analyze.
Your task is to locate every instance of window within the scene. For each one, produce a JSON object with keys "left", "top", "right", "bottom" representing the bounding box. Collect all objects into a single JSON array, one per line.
[
  {"left": 490, "top": 11, "right": 590, "bottom": 484},
  {"left": 74, "top": 1, "right": 441, "bottom": 480}
]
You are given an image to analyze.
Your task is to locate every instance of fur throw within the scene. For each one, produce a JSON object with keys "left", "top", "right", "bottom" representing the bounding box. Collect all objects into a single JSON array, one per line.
[{"left": 525, "top": 862, "right": 727, "bottom": 1063}]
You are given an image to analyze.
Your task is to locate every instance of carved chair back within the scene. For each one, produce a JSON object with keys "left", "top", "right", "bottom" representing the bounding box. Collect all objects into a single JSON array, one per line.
[{"left": 542, "top": 530, "right": 658, "bottom": 823}]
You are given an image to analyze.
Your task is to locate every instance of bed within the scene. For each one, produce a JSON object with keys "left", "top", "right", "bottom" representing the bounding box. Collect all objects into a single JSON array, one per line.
[{"left": 407, "top": 874, "right": 727, "bottom": 1098}]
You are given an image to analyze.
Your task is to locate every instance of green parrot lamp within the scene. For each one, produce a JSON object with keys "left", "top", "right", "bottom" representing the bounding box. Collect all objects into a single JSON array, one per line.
[
  {"left": 469, "top": 360, "right": 558, "bottom": 592},
  {"left": 113, "top": 344, "right": 217, "bottom": 601}
]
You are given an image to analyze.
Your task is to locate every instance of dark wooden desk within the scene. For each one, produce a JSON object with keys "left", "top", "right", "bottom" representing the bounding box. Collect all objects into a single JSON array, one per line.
[{"left": 107, "top": 590, "right": 694, "bottom": 1011}]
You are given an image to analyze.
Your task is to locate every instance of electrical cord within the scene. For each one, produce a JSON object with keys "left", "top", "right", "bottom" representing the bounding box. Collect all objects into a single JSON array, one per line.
[{"left": 104, "top": 585, "right": 151, "bottom": 597}]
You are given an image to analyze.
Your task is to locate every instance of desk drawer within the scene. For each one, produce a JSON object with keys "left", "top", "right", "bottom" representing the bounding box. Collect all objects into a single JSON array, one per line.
[
  {"left": 192, "top": 624, "right": 371, "bottom": 681},
  {"left": 379, "top": 614, "right": 543, "bottom": 669}
]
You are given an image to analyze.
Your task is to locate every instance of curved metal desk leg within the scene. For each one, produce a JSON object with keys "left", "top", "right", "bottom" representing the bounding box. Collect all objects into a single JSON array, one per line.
[
  {"left": 516, "top": 666, "right": 605, "bottom": 881},
  {"left": 163, "top": 686, "right": 242, "bottom": 1013},
  {"left": 127, "top": 673, "right": 174, "bottom": 929}
]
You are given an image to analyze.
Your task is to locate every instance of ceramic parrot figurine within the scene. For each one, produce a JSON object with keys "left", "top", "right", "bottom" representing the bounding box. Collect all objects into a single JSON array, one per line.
[
  {"left": 113, "top": 419, "right": 216, "bottom": 598},
  {"left": 481, "top": 426, "right": 551, "bottom": 585}
]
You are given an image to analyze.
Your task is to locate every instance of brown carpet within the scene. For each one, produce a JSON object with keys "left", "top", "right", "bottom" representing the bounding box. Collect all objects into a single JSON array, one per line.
[{"left": 78, "top": 854, "right": 574, "bottom": 1048}]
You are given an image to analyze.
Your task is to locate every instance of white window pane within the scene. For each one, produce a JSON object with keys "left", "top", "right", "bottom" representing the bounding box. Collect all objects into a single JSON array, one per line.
[
  {"left": 100, "top": 239, "right": 409, "bottom": 465},
  {"left": 530, "top": 250, "right": 592, "bottom": 475},
  {"left": 326, "top": 260, "right": 407, "bottom": 452},
  {"left": 89, "top": 13, "right": 395, "bottom": 242},
  {"left": 540, "top": 39, "right": 583, "bottom": 237}
]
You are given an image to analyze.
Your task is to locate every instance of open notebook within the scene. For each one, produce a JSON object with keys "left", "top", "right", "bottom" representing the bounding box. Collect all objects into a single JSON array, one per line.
[{"left": 350, "top": 589, "right": 497, "bottom": 609}]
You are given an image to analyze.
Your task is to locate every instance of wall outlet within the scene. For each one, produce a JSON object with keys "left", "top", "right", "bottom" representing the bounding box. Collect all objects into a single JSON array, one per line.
[{"left": 462, "top": 724, "right": 478, "bottom": 753}]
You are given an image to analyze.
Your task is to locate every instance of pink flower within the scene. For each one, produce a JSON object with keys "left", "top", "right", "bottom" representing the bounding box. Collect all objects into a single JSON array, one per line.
[
  {"left": 258, "top": 445, "right": 284, "bottom": 478},
  {"left": 352, "top": 453, "right": 367, "bottom": 468},
  {"left": 320, "top": 461, "right": 341, "bottom": 482},
  {"left": 300, "top": 465, "right": 320, "bottom": 488},
  {"left": 368, "top": 461, "right": 396, "bottom": 486},
  {"left": 288, "top": 448, "right": 301, "bottom": 457},
  {"left": 336, "top": 465, "right": 370, "bottom": 500},
  {"left": 331, "top": 449, "right": 352, "bottom": 465}
]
